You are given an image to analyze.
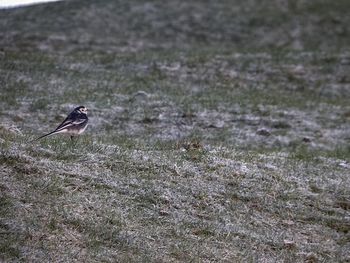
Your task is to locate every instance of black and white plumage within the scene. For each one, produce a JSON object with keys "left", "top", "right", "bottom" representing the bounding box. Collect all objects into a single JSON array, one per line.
[{"left": 33, "top": 106, "right": 88, "bottom": 141}]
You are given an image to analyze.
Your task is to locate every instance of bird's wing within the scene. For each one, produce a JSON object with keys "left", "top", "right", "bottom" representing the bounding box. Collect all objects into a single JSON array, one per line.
[
  {"left": 30, "top": 118, "right": 87, "bottom": 142},
  {"left": 55, "top": 117, "right": 87, "bottom": 132},
  {"left": 55, "top": 111, "right": 87, "bottom": 130},
  {"left": 55, "top": 112, "right": 76, "bottom": 130},
  {"left": 55, "top": 117, "right": 71, "bottom": 130}
]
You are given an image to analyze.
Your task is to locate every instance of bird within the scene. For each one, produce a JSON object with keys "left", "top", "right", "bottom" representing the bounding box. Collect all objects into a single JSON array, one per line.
[{"left": 32, "top": 106, "right": 89, "bottom": 141}]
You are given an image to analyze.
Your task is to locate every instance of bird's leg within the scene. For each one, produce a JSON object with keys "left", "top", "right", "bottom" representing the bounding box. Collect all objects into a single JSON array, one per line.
[
  {"left": 71, "top": 136, "right": 76, "bottom": 144},
  {"left": 70, "top": 135, "right": 78, "bottom": 146}
]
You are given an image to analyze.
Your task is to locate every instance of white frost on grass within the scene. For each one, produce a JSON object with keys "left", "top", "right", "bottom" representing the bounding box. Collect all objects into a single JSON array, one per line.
[{"left": 0, "top": 123, "right": 23, "bottom": 135}]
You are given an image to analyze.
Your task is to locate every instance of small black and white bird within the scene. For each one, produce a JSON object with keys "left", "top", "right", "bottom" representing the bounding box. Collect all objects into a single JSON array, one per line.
[{"left": 33, "top": 106, "right": 89, "bottom": 141}]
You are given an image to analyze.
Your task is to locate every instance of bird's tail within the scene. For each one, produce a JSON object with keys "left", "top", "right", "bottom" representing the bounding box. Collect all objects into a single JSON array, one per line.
[{"left": 30, "top": 130, "right": 59, "bottom": 143}]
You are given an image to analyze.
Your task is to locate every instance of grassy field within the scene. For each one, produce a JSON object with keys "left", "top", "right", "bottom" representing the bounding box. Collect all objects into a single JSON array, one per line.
[{"left": 0, "top": 0, "right": 349, "bottom": 262}]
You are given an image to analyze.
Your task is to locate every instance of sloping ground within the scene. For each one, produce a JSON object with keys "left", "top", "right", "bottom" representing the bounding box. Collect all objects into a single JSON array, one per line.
[
  {"left": 1, "top": 0, "right": 350, "bottom": 52},
  {"left": 0, "top": 0, "right": 350, "bottom": 262},
  {"left": 1, "top": 138, "right": 349, "bottom": 262}
]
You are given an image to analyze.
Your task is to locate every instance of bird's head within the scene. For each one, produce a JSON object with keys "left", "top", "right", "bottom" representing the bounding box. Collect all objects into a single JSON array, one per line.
[{"left": 75, "top": 106, "right": 88, "bottom": 115}]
